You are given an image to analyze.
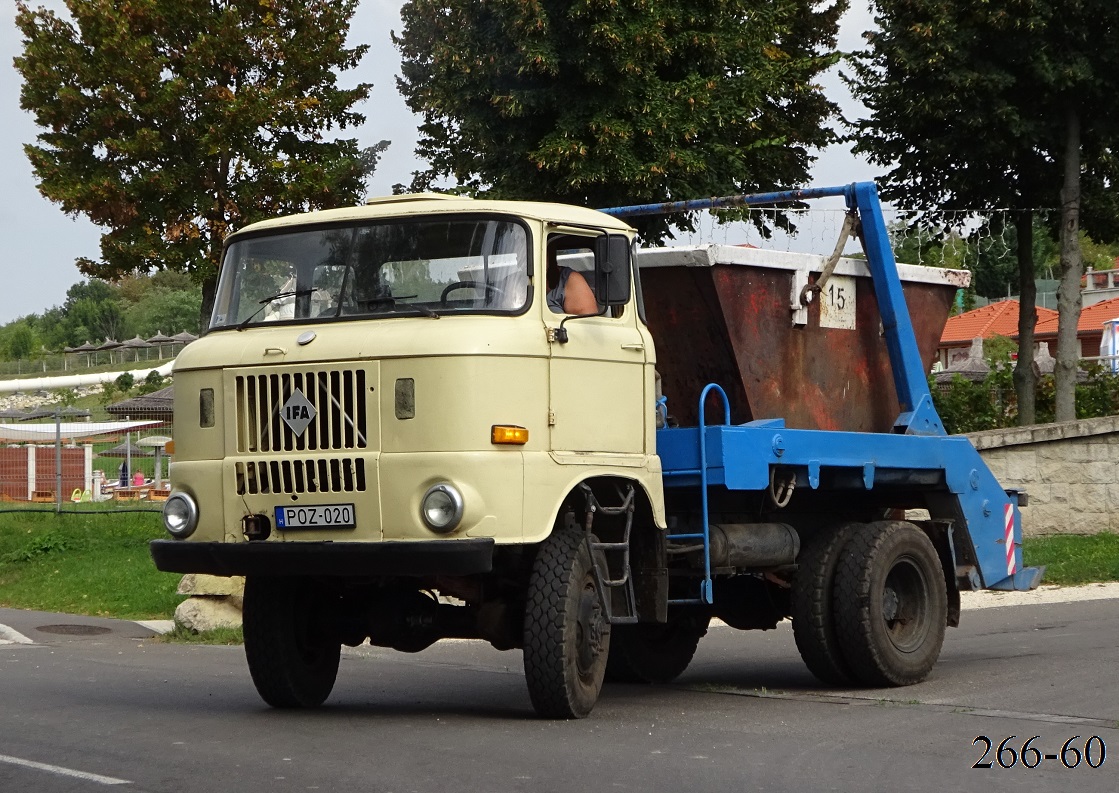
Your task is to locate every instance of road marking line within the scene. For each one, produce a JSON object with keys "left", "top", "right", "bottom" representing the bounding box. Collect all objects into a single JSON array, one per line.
[
  {"left": 0, "top": 624, "right": 34, "bottom": 645},
  {"left": 135, "top": 620, "right": 175, "bottom": 635},
  {"left": 0, "top": 754, "right": 131, "bottom": 785}
]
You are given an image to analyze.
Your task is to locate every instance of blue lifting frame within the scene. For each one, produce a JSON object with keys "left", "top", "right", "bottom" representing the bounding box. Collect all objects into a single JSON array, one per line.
[{"left": 602, "top": 182, "right": 1043, "bottom": 601}]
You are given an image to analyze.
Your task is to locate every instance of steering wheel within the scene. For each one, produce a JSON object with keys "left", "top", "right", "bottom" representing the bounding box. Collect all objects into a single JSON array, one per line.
[
  {"left": 355, "top": 295, "right": 396, "bottom": 311},
  {"left": 439, "top": 280, "right": 506, "bottom": 305}
]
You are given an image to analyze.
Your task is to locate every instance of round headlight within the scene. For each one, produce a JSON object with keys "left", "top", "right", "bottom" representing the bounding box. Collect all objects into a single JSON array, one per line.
[
  {"left": 420, "top": 483, "right": 464, "bottom": 533},
  {"left": 162, "top": 493, "right": 199, "bottom": 539}
]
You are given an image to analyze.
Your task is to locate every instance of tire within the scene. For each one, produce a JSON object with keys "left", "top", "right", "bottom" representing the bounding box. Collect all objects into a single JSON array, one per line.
[
  {"left": 523, "top": 528, "right": 611, "bottom": 719},
  {"left": 791, "top": 524, "right": 858, "bottom": 685},
  {"left": 243, "top": 576, "right": 341, "bottom": 708},
  {"left": 833, "top": 521, "right": 947, "bottom": 687},
  {"left": 605, "top": 614, "right": 710, "bottom": 684}
]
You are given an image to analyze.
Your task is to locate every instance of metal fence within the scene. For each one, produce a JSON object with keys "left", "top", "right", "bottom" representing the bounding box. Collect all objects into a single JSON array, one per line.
[{"left": 0, "top": 386, "right": 172, "bottom": 513}]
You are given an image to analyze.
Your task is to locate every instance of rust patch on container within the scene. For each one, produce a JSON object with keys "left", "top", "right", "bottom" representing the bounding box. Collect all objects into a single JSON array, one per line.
[{"left": 642, "top": 263, "right": 955, "bottom": 431}]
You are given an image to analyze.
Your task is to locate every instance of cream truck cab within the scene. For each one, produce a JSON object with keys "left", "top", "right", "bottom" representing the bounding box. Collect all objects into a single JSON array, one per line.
[{"left": 152, "top": 194, "right": 661, "bottom": 718}]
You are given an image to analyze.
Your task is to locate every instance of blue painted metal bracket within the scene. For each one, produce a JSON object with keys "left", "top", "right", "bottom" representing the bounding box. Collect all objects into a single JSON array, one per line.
[
  {"left": 659, "top": 422, "right": 1037, "bottom": 591},
  {"left": 598, "top": 185, "right": 850, "bottom": 218},
  {"left": 843, "top": 182, "right": 945, "bottom": 436}
]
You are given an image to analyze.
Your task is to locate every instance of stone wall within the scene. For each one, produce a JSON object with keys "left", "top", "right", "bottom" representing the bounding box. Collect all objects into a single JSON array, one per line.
[{"left": 967, "top": 415, "right": 1119, "bottom": 536}]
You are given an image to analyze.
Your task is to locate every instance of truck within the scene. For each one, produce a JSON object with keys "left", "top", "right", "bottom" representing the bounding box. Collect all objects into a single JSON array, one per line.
[{"left": 151, "top": 181, "right": 1042, "bottom": 719}]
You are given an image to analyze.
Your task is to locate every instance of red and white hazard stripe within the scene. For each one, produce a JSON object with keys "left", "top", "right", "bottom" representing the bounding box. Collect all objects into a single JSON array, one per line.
[{"left": 1004, "top": 504, "right": 1016, "bottom": 576}]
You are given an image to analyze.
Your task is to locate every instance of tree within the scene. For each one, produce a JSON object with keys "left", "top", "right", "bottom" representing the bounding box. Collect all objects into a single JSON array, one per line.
[
  {"left": 0, "top": 321, "right": 40, "bottom": 361},
  {"left": 15, "top": 0, "right": 388, "bottom": 324},
  {"left": 848, "top": 0, "right": 1119, "bottom": 423},
  {"left": 394, "top": 0, "right": 847, "bottom": 242},
  {"left": 66, "top": 292, "right": 126, "bottom": 343},
  {"left": 124, "top": 287, "right": 204, "bottom": 336}
]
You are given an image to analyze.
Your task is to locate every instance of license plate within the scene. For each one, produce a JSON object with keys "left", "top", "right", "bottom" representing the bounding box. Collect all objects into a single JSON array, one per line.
[{"left": 274, "top": 503, "right": 356, "bottom": 530}]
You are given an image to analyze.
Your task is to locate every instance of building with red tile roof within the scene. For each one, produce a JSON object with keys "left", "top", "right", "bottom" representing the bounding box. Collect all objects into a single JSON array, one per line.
[
  {"left": 939, "top": 301, "right": 1058, "bottom": 367},
  {"left": 1034, "top": 296, "right": 1119, "bottom": 359}
]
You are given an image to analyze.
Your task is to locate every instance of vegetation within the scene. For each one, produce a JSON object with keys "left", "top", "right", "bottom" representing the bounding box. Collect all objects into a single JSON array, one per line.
[
  {"left": 155, "top": 625, "right": 244, "bottom": 645},
  {"left": 394, "top": 0, "right": 847, "bottom": 242},
  {"left": 14, "top": 0, "right": 388, "bottom": 323},
  {"left": 1024, "top": 532, "right": 1119, "bottom": 586},
  {"left": 0, "top": 510, "right": 181, "bottom": 620},
  {"left": 848, "top": 0, "right": 1119, "bottom": 424},
  {"left": 0, "top": 271, "right": 201, "bottom": 365},
  {"left": 932, "top": 361, "right": 1119, "bottom": 435}
]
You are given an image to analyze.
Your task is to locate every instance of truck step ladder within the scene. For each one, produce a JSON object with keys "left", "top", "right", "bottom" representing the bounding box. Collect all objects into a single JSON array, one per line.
[
  {"left": 579, "top": 483, "right": 640, "bottom": 625},
  {"left": 663, "top": 383, "right": 729, "bottom": 606}
]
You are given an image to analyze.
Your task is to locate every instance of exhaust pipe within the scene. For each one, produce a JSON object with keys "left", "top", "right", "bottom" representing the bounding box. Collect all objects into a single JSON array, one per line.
[{"left": 707, "top": 523, "right": 800, "bottom": 568}]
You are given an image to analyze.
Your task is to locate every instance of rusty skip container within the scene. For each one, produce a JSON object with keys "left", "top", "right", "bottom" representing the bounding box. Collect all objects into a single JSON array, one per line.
[{"left": 637, "top": 244, "right": 970, "bottom": 432}]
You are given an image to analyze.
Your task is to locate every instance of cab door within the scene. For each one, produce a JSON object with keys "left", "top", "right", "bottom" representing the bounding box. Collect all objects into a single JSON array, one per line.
[{"left": 545, "top": 236, "right": 650, "bottom": 456}]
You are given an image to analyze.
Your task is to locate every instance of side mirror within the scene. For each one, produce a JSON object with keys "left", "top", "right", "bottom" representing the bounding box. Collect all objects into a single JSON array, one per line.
[{"left": 593, "top": 234, "right": 632, "bottom": 305}]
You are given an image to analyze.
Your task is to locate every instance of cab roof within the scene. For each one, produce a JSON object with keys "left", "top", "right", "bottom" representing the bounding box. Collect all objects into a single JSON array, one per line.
[{"left": 232, "top": 194, "right": 635, "bottom": 238}]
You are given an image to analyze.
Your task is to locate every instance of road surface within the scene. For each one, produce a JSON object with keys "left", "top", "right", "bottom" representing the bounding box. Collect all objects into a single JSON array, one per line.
[{"left": 1, "top": 593, "right": 1116, "bottom": 792}]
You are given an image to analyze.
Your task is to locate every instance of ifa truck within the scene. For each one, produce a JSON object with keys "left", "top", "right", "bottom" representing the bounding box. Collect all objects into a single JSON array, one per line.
[{"left": 152, "top": 182, "right": 1041, "bottom": 719}]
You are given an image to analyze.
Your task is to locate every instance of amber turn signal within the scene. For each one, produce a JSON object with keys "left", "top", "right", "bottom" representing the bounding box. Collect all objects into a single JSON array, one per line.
[
  {"left": 491, "top": 425, "right": 529, "bottom": 445},
  {"left": 164, "top": 440, "right": 175, "bottom": 455}
]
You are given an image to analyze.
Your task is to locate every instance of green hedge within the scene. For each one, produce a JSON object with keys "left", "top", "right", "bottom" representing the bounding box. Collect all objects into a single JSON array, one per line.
[{"left": 932, "top": 364, "right": 1119, "bottom": 434}]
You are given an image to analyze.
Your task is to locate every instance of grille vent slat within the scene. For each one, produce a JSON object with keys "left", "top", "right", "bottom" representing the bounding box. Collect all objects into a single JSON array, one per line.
[
  {"left": 235, "top": 458, "right": 367, "bottom": 495},
  {"left": 235, "top": 369, "right": 368, "bottom": 453}
]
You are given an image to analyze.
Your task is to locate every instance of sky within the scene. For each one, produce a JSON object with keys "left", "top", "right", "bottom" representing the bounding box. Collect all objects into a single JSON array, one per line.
[{"left": 0, "top": 0, "right": 877, "bottom": 326}]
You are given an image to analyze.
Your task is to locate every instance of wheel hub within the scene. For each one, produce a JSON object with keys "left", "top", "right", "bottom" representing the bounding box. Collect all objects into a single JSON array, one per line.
[
  {"left": 881, "top": 586, "right": 900, "bottom": 621},
  {"left": 883, "top": 556, "right": 931, "bottom": 652}
]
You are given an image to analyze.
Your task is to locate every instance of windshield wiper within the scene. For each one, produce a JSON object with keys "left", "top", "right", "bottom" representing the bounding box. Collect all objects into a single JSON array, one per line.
[
  {"left": 236, "top": 288, "right": 317, "bottom": 331},
  {"left": 411, "top": 303, "right": 440, "bottom": 319}
]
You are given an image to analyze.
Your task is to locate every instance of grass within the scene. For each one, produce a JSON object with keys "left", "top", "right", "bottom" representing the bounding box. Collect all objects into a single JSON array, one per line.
[
  {"left": 1022, "top": 532, "right": 1119, "bottom": 586},
  {"left": 155, "top": 624, "right": 243, "bottom": 645},
  {"left": 0, "top": 509, "right": 181, "bottom": 620}
]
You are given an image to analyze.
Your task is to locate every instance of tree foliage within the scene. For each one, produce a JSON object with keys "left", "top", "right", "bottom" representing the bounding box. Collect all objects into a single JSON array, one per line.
[
  {"left": 0, "top": 272, "right": 204, "bottom": 362},
  {"left": 848, "top": 0, "right": 1119, "bottom": 423},
  {"left": 15, "top": 0, "right": 386, "bottom": 319},
  {"left": 394, "top": 0, "right": 847, "bottom": 241}
]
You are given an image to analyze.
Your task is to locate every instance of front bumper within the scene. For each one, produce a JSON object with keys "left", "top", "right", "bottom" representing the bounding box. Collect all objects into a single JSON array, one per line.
[{"left": 150, "top": 538, "right": 495, "bottom": 577}]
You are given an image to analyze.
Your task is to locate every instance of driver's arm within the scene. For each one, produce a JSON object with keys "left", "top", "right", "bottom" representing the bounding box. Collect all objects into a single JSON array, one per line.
[{"left": 563, "top": 270, "right": 598, "bottom": 315}]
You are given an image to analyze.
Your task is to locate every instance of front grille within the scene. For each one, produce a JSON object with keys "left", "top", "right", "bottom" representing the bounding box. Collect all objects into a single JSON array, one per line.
[
  {"left": 236, "top": 458, "right": 367, "bottom": 495},
  {"left": 235, "top": 369, "right": 368, "bottom": 452}
]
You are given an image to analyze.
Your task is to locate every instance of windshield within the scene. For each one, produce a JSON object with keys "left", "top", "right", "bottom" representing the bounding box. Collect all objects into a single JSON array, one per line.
[{"left": 209, "top": 217, "right": 529, "bottom": 329}]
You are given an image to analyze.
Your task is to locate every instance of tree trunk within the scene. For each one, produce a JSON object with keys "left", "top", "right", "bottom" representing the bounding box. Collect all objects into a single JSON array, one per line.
[
  {"left": 1013, "top": 210, "right": 1037, "bottom": 425},
  {"left": 1054, "top": 108, "right": 1083, "bottom": 422}
]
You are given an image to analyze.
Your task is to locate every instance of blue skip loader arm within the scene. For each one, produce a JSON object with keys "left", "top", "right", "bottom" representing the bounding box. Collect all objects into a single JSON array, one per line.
[{"left": 602, "top": 182, "right": 1042, "bottom": 593}]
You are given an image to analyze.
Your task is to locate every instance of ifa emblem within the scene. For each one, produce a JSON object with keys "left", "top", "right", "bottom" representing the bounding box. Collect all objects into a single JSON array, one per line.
[{"left": 280, "top": 390, "right": 317, "bottom": 435}]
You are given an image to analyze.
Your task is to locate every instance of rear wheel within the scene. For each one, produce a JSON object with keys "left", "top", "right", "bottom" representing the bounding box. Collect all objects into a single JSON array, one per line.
[
  {"left": 605, "top": 614, "right": 710, "bottom": 684},
  {"left": 791, "top": 524, "right": 858, "bottom": 685},
  {"left": 523, "top": 528, "right": 611, "bottom": 718},
  {"left": 243, "top": 576, "right": 341, "bottom": 708},
  {"left": 833, "top": 521, "right": 947, "bottom": 687}
]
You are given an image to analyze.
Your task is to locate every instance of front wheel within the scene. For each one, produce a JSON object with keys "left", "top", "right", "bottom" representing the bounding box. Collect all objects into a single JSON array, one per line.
[
  {"left": 833, "top": 521, "right": 947, "bottom": 687},
  {"left": 523, "top": 528, "right": 611, "bottom": 718},
  {"left": 243, "top": 576, "right": 341, "bottom": 708}
]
